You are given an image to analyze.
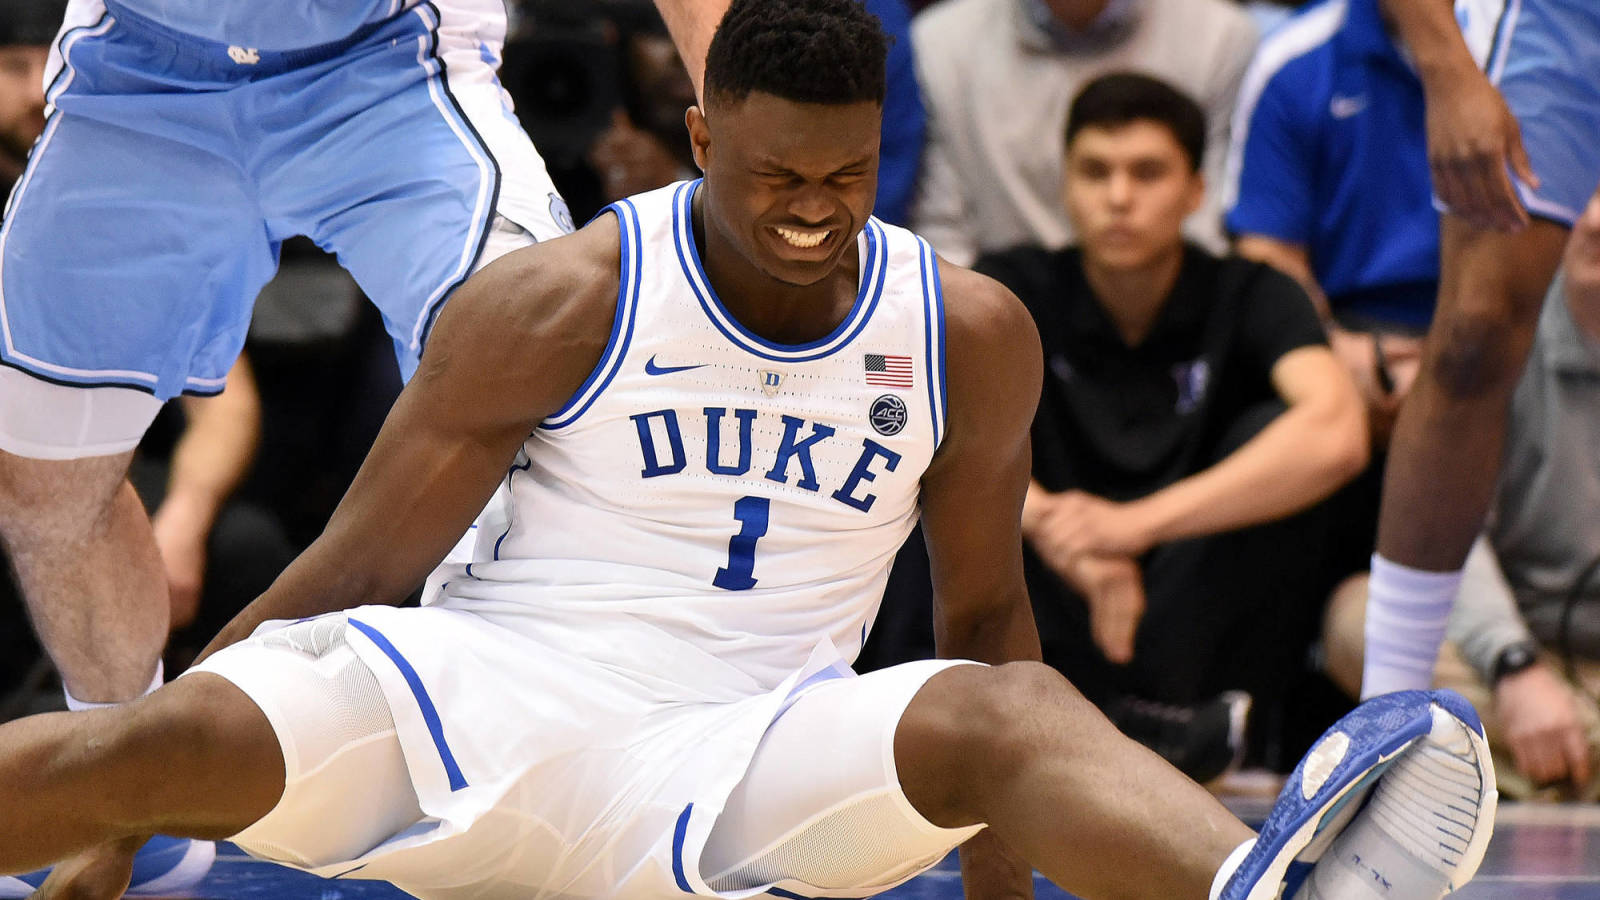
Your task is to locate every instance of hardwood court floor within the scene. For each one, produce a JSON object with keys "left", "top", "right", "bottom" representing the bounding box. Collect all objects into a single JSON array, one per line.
[{"left": 115, "top": 802, "right": 1600, "bottom": 899}]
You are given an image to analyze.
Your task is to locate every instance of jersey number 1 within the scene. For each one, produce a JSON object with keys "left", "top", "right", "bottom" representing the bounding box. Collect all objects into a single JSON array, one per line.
[{"left": 714, "top": 496, "right": 770, "bottom": 591}]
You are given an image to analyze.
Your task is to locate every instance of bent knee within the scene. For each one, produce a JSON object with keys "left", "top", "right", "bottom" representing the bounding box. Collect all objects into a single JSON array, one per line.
[
  {"left": 97, "top": 675, "right": 286, "bottom": 837},
  {"left": 1427, "top": 301, "right": 1538, "bottom": 400},
  {"left": 897, "top": 662, "right": 1099, "bottom": 823}
]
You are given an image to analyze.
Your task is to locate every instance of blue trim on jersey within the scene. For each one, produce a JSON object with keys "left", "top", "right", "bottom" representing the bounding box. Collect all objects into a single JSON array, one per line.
[
  {"left": 671, "top": 803, "right": 695, "bottom": 893},
  {"left": 491, "top": 456, "right": 533, "bottom": 560},
  {"left": 410, "top": 0, "right": 501, "bottom": 357},
  {"left": 932, "top": 246, "right": 948, "bottom": 444},
  {"left": 542, "top": 200, "right": 644, "bottom": 429},
  {"left": 347, "top": 617, "right": 469, "bottom": 792},
  {"left": 916, "top": 238, "right": 948, "bottom": 447},
  {"left": 672, "top": 181, "right": 889, "bottom": 363}
]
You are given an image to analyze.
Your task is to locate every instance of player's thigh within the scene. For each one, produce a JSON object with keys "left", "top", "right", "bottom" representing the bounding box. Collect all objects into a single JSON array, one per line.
[
  {"left": 265, "top": 4, "right": 572, "bottom": 381},
  {"left": 700, "top": 660, "right": 985, "bottom": 896},
  {"left": 1468, "top": 0, "right": 1600, "bottom": 225},
  {"left": 0, "top": 111, "right": 274, "bottom": 417},
  {"left": 188, "top": 615, "right": 423, "bottom": 869}
]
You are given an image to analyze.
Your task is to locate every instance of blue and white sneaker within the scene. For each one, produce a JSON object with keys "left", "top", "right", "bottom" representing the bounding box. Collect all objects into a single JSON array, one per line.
[
  {"left": 1220, "top": 689, "right": 1496, "bottom": 899},
  {"left": 0, "top": 836, "right": 215, "bottom": 898}
]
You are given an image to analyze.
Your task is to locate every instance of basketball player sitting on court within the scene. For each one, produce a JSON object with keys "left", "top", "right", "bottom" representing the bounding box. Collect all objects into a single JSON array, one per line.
[{"left": 0, "top": 3, "right": 1494, "bottom": 899}]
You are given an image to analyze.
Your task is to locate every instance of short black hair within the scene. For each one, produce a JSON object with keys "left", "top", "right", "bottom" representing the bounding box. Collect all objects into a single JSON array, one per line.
[
  {"left": 703, "top": 0, "right": 888, "bottom": 108},
  {"left": 0, "top": 0, "right": 66, "bottom": 47},
  {"left": 1065, "top": 73, "right": 1207, "bottom": 172}
]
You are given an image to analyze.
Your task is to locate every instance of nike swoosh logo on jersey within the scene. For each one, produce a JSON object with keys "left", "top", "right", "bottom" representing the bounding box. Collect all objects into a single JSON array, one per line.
[{"left": 644, "top": 355, "right": 706, "bottom": 376}]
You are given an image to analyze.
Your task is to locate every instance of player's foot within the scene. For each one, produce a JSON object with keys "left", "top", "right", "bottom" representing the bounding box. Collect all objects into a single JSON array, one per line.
[
  {"left": 1109, "top": 691, "right": 1252, "bottom": 783},
  {"left": 0, "top": 835, "right": 215, "bottom": 899},
  {"left": 1218, "top": 689, "right": 1496, "bottom": 900}
]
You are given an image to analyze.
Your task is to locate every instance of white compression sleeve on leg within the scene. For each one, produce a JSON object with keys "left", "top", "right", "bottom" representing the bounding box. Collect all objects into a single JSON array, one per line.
[
  {"left": 64, "top": 661, "right": 163, "bottom": 711},
  {"left": 1362, "top": 554, "right": 1459, "bottom": 699}
]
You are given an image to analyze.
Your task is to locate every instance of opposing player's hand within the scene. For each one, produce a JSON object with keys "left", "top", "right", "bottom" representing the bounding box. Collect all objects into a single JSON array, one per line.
[
  {"left": 1423, "top": 68, "right": 1539, "bottom": 233},
  {"left": 1064, "top": 554, "right": 1145, "bottom": 665},
  {"left": 1494, "top": 663, "right": 1592, "bottom": 790}
]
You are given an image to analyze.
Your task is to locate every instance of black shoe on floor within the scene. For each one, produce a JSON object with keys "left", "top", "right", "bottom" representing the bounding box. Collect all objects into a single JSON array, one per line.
[{"left": 1107, "top": 691, "right": 1252, "bottom": 783}]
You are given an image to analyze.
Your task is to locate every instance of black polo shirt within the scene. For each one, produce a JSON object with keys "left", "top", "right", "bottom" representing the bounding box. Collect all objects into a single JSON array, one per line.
[{"left": 976, "top": 244, "right": 1325, "bottom": 500}]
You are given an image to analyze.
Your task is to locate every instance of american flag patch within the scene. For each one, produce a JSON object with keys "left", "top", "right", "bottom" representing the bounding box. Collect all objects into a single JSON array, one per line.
[{"left": 864, "top": 353, "right": 913, "bottom": 388}]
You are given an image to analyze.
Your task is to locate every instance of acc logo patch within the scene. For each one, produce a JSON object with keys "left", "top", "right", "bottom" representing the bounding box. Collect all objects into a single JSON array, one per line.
[{"left": 869, "top": 394, "right": 907, "bottom": 436}]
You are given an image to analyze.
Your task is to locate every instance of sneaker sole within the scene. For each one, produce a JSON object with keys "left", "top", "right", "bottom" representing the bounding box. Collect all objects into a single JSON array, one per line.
[{"left": 1220, "top": 690, "right": 1497, "bottom": 900}]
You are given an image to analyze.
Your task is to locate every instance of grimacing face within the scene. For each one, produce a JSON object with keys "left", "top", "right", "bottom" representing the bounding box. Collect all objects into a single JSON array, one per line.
[
  {"left": 1063, "top": 120, "right": 1204, "bottom": 274},
  {"left": 689, "top": 91, "right": 880, "bottom": 287},
  {"left": 0, "top": 45, "right": 47, "bottom": 158}
]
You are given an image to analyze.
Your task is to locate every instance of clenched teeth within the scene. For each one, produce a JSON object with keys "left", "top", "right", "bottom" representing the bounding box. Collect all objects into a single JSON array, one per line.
[{"left": 774, "top": 227, "right": 830, "bottom": 249}]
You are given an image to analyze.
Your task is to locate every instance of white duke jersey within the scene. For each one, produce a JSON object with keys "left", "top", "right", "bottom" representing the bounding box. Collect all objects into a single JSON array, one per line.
[
  {"left": 68, "top": 0, "right": 503, "bottom": 51},
  {"left": 436, "top": 180, "right": 950, "bottom": 690}
]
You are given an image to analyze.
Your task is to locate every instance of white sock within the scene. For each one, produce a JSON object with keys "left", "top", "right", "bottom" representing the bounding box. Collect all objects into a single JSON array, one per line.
[
  {"left": 1210, "top": 838, "right": 1257, "bottom": 900},
  {"left": 1361, "top": 554, "right": 1459, "bottom": 699},
  {"left": 64, "top": 661, "right": 164, "bottom": 711}
]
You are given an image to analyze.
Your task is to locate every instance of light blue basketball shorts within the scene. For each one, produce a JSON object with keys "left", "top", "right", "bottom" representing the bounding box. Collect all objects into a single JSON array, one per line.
[
  {"left": 0, "top": 0, "right": 573, "bottom": 457},
  {"left": 1458, "top": 0, "right": 1600, "bottom": 225}
]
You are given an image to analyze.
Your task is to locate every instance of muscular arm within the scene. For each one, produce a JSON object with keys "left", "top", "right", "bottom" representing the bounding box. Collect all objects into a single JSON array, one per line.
[
  {"left": 653, "top": 0, "right": 728, "bottom": 98},
  {"left": 1128, "top": 345, "right": 1367, "bottom": 545},
  {"left": 920, "top": 262, "right": 1043, "bottom": 900},
  {"left": 198, "top": 222, "right": 621, "bottom": 659}
]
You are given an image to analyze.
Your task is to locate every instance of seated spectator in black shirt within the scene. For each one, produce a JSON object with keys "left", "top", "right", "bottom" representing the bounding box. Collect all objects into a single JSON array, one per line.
[{"left": 979, "top": 73, "right": 1367, "bottom": 778}]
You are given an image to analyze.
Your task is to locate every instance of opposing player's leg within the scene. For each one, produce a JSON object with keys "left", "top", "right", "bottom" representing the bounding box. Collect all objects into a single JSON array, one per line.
[
  {"left": 0, "top": 446, "right": 165, "bottom": 706},
  {"left": 893, "top": 662, "right": 1252, "bottom": 899},
  {"left": 0, "top": 674, "right": 285, "bottom": 877},
  {"left": 1363, "top": 217, "right": 1566, "bottom": 696},
  {"left": 1364, "top": 0, "right": 1600, "bottom": 697}
]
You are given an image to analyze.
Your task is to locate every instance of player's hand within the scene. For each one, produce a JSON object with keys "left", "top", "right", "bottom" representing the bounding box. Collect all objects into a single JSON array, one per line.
[
  {"left": 151, "top": 501, "right": 209, "bottom": 631},
  {"left": 1064, "top": 554, "right": 1146, "bottom": 665},
  {"left": 1036, "top": 490, "right": 1157, "bottom": 559},
  {"left": 1422, "top": 67, "right": 1539, "bottom": 233},
  {"left": 1494, "top": 663, "right": 1592, "bottom": 790}
]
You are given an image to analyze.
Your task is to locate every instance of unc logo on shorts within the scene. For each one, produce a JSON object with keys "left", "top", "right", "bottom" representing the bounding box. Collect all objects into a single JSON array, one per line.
[
  {"left": 549, "top": 193, "right": 576, "bottom": 234},
  {"left": 869, "top": 394, "right": 907, "bottom": 436},
  {"left": 227, "top": 46, "right": 260, "bottom": 65}
]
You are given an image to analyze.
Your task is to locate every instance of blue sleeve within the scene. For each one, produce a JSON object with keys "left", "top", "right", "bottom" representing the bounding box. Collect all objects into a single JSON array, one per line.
[
  {"left": 865, "top": 0, "right": 925, "bottom": 226},
  {"left": 1225, "top": 64, "right": 1317, "bottom": 244}
]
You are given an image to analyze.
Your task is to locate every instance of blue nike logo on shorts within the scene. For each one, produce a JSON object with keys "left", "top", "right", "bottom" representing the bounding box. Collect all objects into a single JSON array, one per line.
[{"left": 645, "top": 355, "right": 705, "bottom": 376}]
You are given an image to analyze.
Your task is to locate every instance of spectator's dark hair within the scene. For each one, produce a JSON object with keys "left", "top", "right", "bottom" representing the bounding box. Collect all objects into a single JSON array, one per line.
[
  {"left": 1066, "top": 73, "right": 1207, "bottom": 172},
  {"left": 704, "top": 0, "right": 888, "bottom": 109}
]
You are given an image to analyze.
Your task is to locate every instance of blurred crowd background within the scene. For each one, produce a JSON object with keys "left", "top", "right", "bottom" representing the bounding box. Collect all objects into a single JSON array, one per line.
[{"left": 6, "top": 0, "right": 1600, "bottom": 803}]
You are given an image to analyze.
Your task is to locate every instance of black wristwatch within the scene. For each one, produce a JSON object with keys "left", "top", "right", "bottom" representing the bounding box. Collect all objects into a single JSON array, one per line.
[{"left": 1490, "top": 640, "right": 1541, "bottom": 685}]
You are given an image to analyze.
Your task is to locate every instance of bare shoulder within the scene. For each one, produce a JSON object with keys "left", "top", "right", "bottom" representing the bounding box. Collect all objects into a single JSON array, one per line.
[
  {"left": 936, "top": 259, "right": 1042, "bottom": 379},
  {"left": 412, "top": 213, "right": 625, "bottom": 424}
]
